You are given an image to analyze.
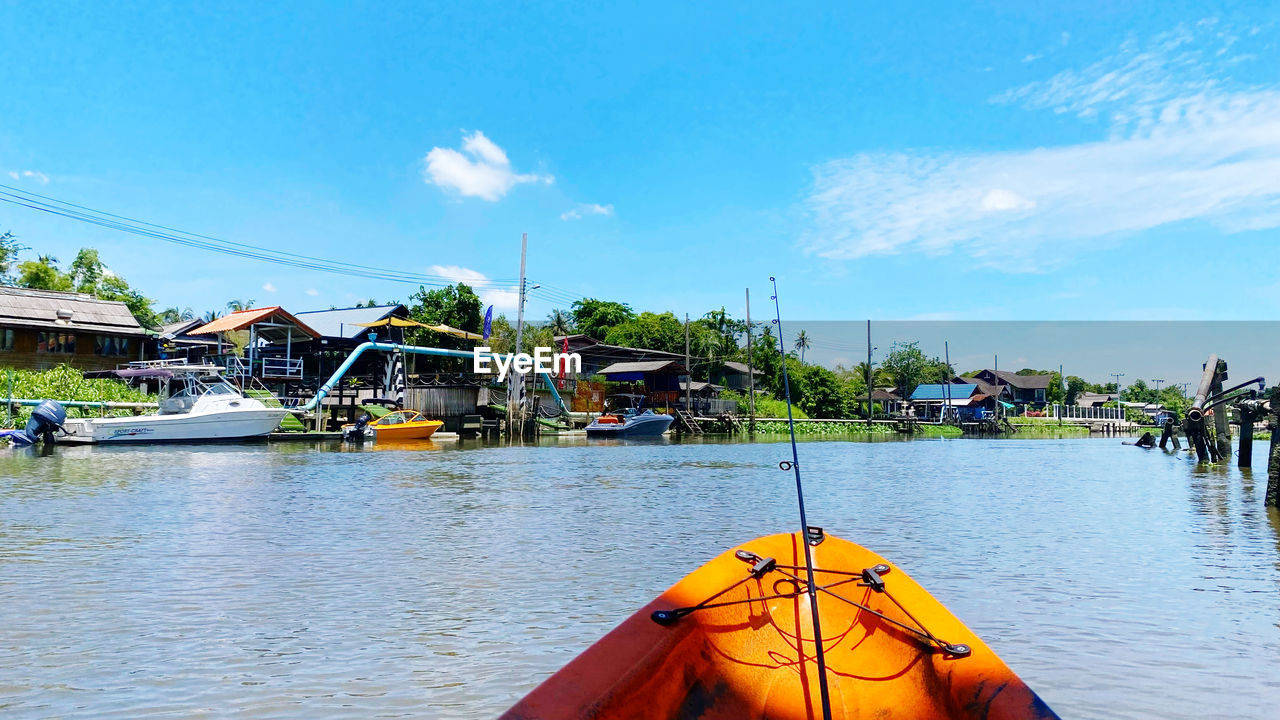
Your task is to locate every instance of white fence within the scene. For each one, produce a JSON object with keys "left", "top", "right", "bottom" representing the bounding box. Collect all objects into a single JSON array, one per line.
[{"left": 1050, "top": 404, "right": 1123, "bottom": 420}]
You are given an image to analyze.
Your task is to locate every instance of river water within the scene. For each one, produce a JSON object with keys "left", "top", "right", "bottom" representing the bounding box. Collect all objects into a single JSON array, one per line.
[{"left": 2, "top": 435, "right": 1278, "bottom": 719}]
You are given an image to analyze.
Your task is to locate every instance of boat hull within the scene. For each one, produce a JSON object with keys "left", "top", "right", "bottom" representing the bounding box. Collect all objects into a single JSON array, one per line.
[
  {"left": 60, "top": 408, "right": 287, "bottom": 443},
  {"left": 585, "top": 413, "right": 674, "bottom": 437},
  {"left": 502, "top": 532, "right": 1058, "bottom": 720}
]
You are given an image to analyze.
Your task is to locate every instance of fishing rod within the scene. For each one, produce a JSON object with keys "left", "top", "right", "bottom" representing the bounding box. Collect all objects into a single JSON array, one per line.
[{"left": 769, "top": 277, "right": 833, "bottom": 720}]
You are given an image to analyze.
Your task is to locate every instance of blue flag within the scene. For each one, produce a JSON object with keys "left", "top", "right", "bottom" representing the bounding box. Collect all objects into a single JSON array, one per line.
[{"left": 483, "top": 305, "right": 493, "bottom": 340}]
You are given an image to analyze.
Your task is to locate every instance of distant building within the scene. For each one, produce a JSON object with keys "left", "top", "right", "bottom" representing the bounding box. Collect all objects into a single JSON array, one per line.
[
  {"left": 154, "top": 318, "right": 221, "bottom": 365},
  {"left": 717, "top": 361, "right": 763, "bottom": 392},
  {"left": 1075, "top": 392, "right": 1115, "bottom": 408},
  {"left": 0, "top": 286, "right": 147, "bottom": 371},
  {"left": 963, "top": 369, "right": 1052, "bottom": 406},
  {"left": 555, "top": 334, "right": 684, "bottom": 378},
  {"left": 596, "top": 359, "right": 690, "bottom": 411},
  {"left": 909, "top": 383, "right": 995, "bottom": 421}
]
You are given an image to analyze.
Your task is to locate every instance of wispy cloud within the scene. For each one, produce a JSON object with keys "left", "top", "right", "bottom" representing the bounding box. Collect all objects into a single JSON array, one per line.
[
  {"left": 428, "top": 264, "right": 519, "bottom": 311},
  {"left": 422, "top": 130, "right": 553, "bottom": 201},
  {"left": 805, "top": 20, "right": 1280, "bottom": 269},
  {"left": 305, "top": 288, "right": 319, "bottom": 296},
  {"left": 560, "top": 203, "right": 615, "bottom": 221},
  {"left": 6, "top": 169, "right": 49, "bottom": 184},
  {"left": 262, "top": 282, "right": 277, "bottom": 292}
]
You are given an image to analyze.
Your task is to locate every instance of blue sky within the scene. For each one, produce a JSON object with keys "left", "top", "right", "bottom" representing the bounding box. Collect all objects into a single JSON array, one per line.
[{"left": 1, "top": 2, "right": 1278, "bottom": 329}]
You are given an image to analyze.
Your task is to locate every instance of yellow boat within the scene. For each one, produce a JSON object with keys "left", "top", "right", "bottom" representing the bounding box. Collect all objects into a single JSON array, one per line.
[{"left": 343, "top": 409, "right": 443, "bottom": 442}]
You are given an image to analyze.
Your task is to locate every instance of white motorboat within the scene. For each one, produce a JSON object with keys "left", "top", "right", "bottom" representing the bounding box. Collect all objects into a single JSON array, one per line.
[{"left": 59, "top": 367, "right": 288, "bottom": 444}]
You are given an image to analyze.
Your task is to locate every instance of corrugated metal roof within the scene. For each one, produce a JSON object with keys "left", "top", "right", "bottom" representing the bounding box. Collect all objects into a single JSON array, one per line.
[
  {"left": 293, "top": 305, "right": 405, "bottom": 340},
  {"left": 723, "top": 361, "right": 763, "bottom": 375},
  {"left": 0, "top": 286, "right": 146, "bottom": 335},
  {"left": 598, "top": 360, "right": 688, "bottom": 375},
  {"left": 910, "top": 383, "right": 978, "bottom": 400},
  {"left": 189, "top": 307, "right": 320, "bottom": 338},
  {"left": 993, "top": 369, "right": 1053, "bottom": 389}
]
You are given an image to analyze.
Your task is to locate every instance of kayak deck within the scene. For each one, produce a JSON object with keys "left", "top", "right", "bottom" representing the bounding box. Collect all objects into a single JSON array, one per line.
[{"left": 502, "top": 531, "right": 1058, "bottom": 720}]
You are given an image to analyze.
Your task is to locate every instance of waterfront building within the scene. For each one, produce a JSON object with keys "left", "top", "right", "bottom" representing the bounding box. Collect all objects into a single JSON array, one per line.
[{"left": 0, "top": 286, "right": 147, "bottom": 371}]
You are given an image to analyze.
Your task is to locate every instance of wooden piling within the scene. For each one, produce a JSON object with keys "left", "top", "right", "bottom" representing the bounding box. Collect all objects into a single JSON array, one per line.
[
  {"left": 1268, "top": 388, "right": 1280, "bottom": 507},
  {"left": 1238, "top": 403, "right": 1257, "bottom": 468}
]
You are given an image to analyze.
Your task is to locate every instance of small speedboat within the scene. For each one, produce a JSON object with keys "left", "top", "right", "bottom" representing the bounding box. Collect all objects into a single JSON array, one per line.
[
  {"left": 585, "top": 408, "right": 674, "bottom": 437},
  {"left": 502, "top": 530, "right": 1059, "bottom": 720},
  {"left": 59, "top": 368, "right": 287, "bottom": 444},
  {"left": 342, "top": 409, "right": 442, "bottom": 442}
]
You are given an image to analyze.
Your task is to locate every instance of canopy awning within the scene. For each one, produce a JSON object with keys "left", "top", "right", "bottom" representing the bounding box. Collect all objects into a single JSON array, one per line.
[
  {"left": 352, "top": 318, "right": 484, "bottom": 341},
  {"left": 353, "top": 317, "right": 431, "bottom": 328}
]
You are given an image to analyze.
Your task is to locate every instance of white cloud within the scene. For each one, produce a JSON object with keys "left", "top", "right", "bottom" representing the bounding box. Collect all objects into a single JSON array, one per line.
[
  {"left": 427, "top": 264, "right": 519, "bottom": 311},
  {"left": 422, "top": 130, "right": 553, "bottom": 201},
  {"left": 6, "top": 169, "right": 48, "bottom": 184},
  {"left": 305, "top": 288, "right": 320, "bottom": 296},
  {"left": 805, "top": 21, "right": 1280, "bottom": 268},
  {"left": 262, "top": 282, "right": 277, "bottom": 292},
  {"left": 560, "top": 203, "right": 615, "bottom": 221}
]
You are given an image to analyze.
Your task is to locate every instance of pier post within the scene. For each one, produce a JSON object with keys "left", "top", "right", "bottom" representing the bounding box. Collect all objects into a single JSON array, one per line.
[
  {"left": 1268, "top": 388, "right": 1280, "bottom": 507},
  {"left": 1238, "top": 402, "right": 1258, "bottom": 468},
  {"left": 1212, "top": 379, "right": 1232, "bottom": 460}
]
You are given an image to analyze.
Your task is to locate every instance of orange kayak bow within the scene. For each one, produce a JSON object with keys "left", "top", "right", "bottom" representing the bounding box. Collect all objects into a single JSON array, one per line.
[{"left": 502, "top": 530, "right": 1058, "bottom": 720}]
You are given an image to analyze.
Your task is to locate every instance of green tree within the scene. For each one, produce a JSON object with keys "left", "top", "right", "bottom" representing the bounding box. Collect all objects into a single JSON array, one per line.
[
  {"left": 1064, "top": 375, "right": 1090, "bottom": 404},
  {"left": 881, "top": 341, "right": 931, "bottom": 399},
  {"left": 1, "top": 231, "right": 26, "bottom": 283},
  {"left": 794, "top": 330, "right": 811, "bottom": 362},
  {"left": 17, "top": 255, "right": 72, "bottom": 291},
  {"left": 547, "top": 308, "right": 574, "bottom": 336},
  {"left": 407, "top": 282, "right": 484, "bottom": 350},
  {"left": 158, "top": 307, "right": 195, "bottom": 324},
  {"left": 226, "top": 298, "right": 256, "bottom": 312},
  {"left": 570, "top": 298, "right": 635, "bottom": 340},
  {"left": 603, "top": 311, "right": 685, "bottom": 354},
  {"left": 68, "top": 248, "right": 105, "bottom": 293}
]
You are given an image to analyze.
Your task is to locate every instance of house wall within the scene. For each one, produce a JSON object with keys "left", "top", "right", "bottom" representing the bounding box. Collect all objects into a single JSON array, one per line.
[{"left": 0, "top": 326, "right": 141, "bottom": 372}]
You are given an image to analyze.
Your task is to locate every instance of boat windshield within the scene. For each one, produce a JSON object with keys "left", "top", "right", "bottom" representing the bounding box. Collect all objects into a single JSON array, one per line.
[
  {"left": 380, "top": 412, "right": 407, "bottom": 425},
  {"left": 169, "top": 375, "right": 241, "bottom": 399}
]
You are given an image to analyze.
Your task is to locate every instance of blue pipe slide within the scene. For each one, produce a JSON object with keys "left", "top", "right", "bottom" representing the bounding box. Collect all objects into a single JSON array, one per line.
[{"left": 300, "top": 342, "right": 567, "bottom": 414}]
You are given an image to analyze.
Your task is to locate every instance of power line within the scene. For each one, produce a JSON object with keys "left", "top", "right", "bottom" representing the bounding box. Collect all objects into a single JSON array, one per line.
[{"left": 0, "top": 183, "right": 524, "bottom": 288}]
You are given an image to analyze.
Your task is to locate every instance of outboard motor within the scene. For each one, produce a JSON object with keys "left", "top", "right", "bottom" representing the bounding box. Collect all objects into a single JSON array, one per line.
[
  {"left": 10, "top": 399, "right": 66, "bottom": 447},
  {"left": 343, "top": 412, "right": 372, "bottom": 443}
]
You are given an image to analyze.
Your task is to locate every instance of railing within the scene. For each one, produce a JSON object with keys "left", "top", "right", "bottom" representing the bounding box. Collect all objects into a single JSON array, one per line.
[
  {"left": 1050, "top": 404, "right": 1124, "bottom": 420},
  {"left": 222, "top": 356, "right": 304, "bottom": 381},
  {"left": 261, "top": 357, "right": 304, "bottom": 379}
]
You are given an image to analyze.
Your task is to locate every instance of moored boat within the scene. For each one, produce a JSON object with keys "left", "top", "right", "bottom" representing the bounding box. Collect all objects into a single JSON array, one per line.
[
  {"left": 342, "top": 409, "right": 443, "bottom": 442},
  {"left": 585, "top": 408, "right": 674, "bottom": 437},
  {"left": 58, "top": 367, "right": 287, "bottom": 443},
  {"left": 502, "top": 530, "right": 1058, "bottom": 720}
]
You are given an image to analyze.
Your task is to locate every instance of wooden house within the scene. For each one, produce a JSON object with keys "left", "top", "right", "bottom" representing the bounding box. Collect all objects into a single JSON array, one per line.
[{"left": 0, "top": 286, "right": 147, "bottom": 371}]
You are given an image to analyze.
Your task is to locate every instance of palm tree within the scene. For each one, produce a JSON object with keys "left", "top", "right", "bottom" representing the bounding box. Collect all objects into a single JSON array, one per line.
[
  {"left": 201, "top": 309, "right": 219, "bottom": 323},
  {"left": 226, "top": 298, "right": 255, "bottom": 312},
  {"left": 157, "top": 306, "right": 196, "bottom": 324},
  {"left": 547, "top": 309, "right": 573, "bottom": 337},
  {"left": 794, "top": 330, "right": 811, "bottom": 362}
]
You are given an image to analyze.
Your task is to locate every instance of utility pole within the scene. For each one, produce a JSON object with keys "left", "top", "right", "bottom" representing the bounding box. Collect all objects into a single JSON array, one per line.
[
  {"left": 865, "top": 320, "right": 873, "bottom": 426},
  {"left": 994, "top": 353, "right": 999, "bottom": 422},
  {"left": 944, "top": 341, "right": 952, "bottom": 425},
  {"left": 1153, "top": 378, "right": 1164, "bottom": 393},
  {"left": 684, "top": 313, "right": 691, "bottom": 413},
  {"left": 509, "top": 232, "right": 528, "bottom": 437},
  {"left": 745, "top": 289, "right": 755, "bottom": 433},
  {"left": 1111, "top": 372, "right": 1125, "bottom": 423}
]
